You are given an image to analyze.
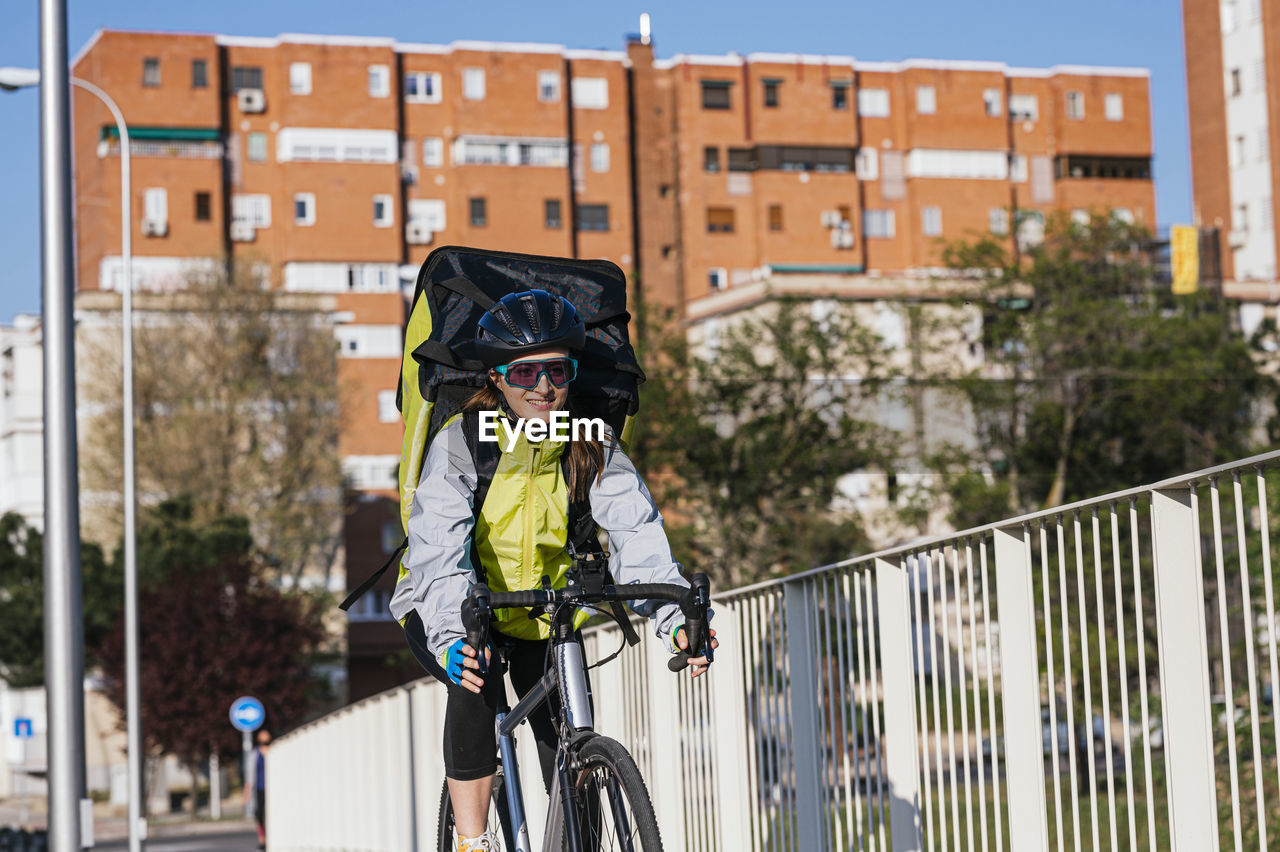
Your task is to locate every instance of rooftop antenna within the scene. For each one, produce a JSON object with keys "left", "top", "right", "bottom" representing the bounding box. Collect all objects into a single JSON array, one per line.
[{"left": 640, "top": 13, "right": 652, "bottom": 46}]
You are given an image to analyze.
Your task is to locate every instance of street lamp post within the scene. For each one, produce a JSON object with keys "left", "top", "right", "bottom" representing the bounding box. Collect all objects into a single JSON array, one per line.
[{"left": 1, "top": 65, "right": 144, "bottom": 852}]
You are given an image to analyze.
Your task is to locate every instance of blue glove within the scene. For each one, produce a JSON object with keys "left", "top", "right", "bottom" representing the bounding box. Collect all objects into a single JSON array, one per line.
[{"left": 439, "top": 638, "right": 485, "bottom": 686}]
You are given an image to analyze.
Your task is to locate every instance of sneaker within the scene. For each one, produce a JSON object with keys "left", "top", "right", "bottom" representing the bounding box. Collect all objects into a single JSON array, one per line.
[{"left": 457, "top": 830, "right": 498, "bottom": 852}]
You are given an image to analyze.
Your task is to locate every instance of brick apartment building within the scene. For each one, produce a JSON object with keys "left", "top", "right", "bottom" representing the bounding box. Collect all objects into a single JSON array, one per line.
[{"left": 69, "top": 28, "right": 1154, "bottom": 700}]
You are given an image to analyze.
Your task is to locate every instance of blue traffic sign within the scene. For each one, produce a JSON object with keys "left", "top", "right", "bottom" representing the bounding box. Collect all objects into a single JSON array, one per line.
[
  {"left": 229, "top": 696, "right": 265, "bottom": 733},
  {"left": 13, "top": 718, "right": 33, "bottom": 739}
]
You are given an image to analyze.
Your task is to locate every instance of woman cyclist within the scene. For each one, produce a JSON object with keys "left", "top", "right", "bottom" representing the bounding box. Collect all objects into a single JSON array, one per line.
[{"left": 390, "top": 289, "right": 717, "bottom": 852}]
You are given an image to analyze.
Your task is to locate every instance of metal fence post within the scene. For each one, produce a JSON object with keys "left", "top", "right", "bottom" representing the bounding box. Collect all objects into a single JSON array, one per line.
[
  {"left": 992, "top": 525, "right": 1050, "bottom": 852},
  {"left": 1151, "top": 487, "right": 1221, "bottom": 850},
  {"left": 707, "top": 598, "right": 751, "bottom": 850},
  {"left": 784, "top": 577, "right": 826, "bottom": 850},
  {"left": 875, "top": 557, "right": 923, "bottom": 852},
  {"left": 645, "top": 631, "right": 687, "bottom": 848}
]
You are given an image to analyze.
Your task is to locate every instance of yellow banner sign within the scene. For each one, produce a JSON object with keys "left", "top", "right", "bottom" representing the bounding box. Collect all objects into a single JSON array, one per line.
[{"left": 1171, "top": 225, "right": 1199, "bottom": 294}]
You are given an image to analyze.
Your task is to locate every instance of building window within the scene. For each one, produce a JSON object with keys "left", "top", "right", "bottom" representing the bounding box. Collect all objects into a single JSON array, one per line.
[
  {"left": 1105, "top": 93, "right": 1124, "bottom": 121},
  {"left": 538, "top": 70, "right": 561, "bottom": 102},
  {"left": 988, "top": 207, "right": 1009, "bottom": 235},
  {"left": 191, "top": 59, "right": 208, "bottom": 89},
  {"left": 407, "top": 199, "right": 446, "bottom": 232},
  {"left": 294, "top": 193, "right": 316, "bottom": 226},
  {"left": 377, "top": 390, "right": 399, "bottom": 424},
  {"left": 922, "top": 205, "right": 942, "bottom": 236},
  {"left": 142, "top": 58, "right": 160, "bottom": 88},
  {"left": 373, "top": 194, "right": 394, "bottom": 228},
  {"left": 469, "top": 197, "right": 487, "bottom": 227},
  {"left": 768, "top": 204, "right": 784, "bottom": 231},
  {"left": 406, "top": 72, "right": 442, "bottom": 103},
  {"left": 571, "top": 77, "right": 608, "bottom": 109},
  {"left": 544, "top": 199, "right": 562, "bottom": 229},
  {"left": 704, "top": 146, "right": 721, "bottom": 173},
  {"left": 230, "top": 66, "right": 263, "bottom": 92},
  {"left": 763, "top": 78, "right": 780, "bottom": 107},
  {"left": 857, "top": 88, "right": 890, "bottom": 117},
  {"left": 590, "top": 143, "right": 610, "bottom": 173},
  {"left": 194, "top": 192, "right": 212, "bottom": 222},
  {"left": 707, "top": 207, "right": 735, "bottom": 233},
  {"left": 916, "top": 85, "right": 937, "bottom": 115},
  {"left": 1010, "top": 154, "right": 1028, "bottom": 182},
  {"left": 728, "top": 148, "right": 755, "bottom": 171},
  {"left": 983, "top": 88, "right": 1001, "bottom": 117},
  {"left": 246, "top": 132, "right": 267, "bottom": 163},
  {"left": 368, "top": 65, "right": 390, "bottom": 98},
  {"left": 831, "top": 82, "right": 850, "bottom": 110},
  {"left": 290, "top": 62, "right": 312, "bottom": 96},
  {"left": 1066, "top": 91, "right": 1085, "bottom": 120},
  {"left": 708, "top": 268, "right": 727, "bottom": 290},
  {"left": 1009, "top": 94, "right": 1038, "bottom": 121},
  {"left": 576, "top": 204, "right": 610, "bottom": 232},
  {"left": 701, "top": 80, "right": 732, "bottom": 110},
  {"left": 856, "top": 148, "right": 879, "bottom": 180},
  {"left": 463, "top": 68, "right": 486, "bottom": 100},
  {"left": 1231, "top": 68, "right": 1242, "bottom": 97},
  {"left": 143, "top": 188, "right": 168, "bottom": 226},
  {"left": 232, "top": 194, "right": 271, "bottom": 228},
  {"left": 863, "top": 209, "right": 895, "bottom": 239},
  {"left": 423, "top": 137, "right": 444, "bottom": 167}
]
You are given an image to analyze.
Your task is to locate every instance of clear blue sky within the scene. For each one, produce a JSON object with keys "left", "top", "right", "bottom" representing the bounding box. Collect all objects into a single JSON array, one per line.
[{"left": 0, "top": 0, "right": 1193, "bottom": 324}]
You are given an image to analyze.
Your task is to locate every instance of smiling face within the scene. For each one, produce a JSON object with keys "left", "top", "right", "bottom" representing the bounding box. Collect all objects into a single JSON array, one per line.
[{"left": 490, "top": 348, "right": 571, "bottom": 423}]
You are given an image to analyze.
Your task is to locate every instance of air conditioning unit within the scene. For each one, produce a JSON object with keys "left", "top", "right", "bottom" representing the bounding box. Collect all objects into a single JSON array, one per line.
[
  {"left": 406, "top": 221, "right": 434, "bottom": 245},
  {"left": 820, "top": 210, "right": 841, "bottom": 229},
  {"left": 830, "top": 229, "right": 855, "bottom": 250},
  {"left": 230, "top": 221, "right": 256, "bottom": 243},
  {"left": 237, "top": 88, "right": 266, "bottom": 113},
  {"left": 141, "top": 218, "right": 168, "bottom": 237}
]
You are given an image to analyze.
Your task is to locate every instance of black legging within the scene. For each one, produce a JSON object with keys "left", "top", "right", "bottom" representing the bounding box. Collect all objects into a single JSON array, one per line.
[{"left": 404, "top": 610, "right": 590, "bottom": 791}]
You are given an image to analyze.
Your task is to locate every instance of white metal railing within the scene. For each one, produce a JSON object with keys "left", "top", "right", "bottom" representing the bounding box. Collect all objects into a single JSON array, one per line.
[{"left": 269, "top": 449, "right": 1280, "bottom": 851}]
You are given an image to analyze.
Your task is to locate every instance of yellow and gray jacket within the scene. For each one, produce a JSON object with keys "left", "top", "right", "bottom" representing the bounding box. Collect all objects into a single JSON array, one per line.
[{"left": 388, "top": 414, "right": 687, "bottom": 659}]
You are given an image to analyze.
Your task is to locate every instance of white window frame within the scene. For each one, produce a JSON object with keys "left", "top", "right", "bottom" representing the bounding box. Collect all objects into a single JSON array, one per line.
[
  {"left": 988, "top": 207, "right": 1009, "bottom": 235},
  {"left": 423, "top": 137, "right": 444, "bottom": 167},
  {"left": 276, "top": 128, "right": 398, "bottom": 164},
  {"left": 294, "top": 192, "right": 316, "bottom": 226},
  {"left": 246, "top": 132, "right": 268, "bottom": 163},
  {"left": 1009, "top": 93, "right": 1039, "bottom": 121},
  {"left": 143, "top": 188, "right": 168, "bottom": 224},
  {"left": 922, "top": 205, "right": 942, "bottom": 236},
  {"left": 1010, "top": 154, "right": 1029, "bottom": 183},
  {"left": 856, "top": 147, "right": 879, "bottom": 180},
  {"left": 289, "top": 62, "right": 312, "bottom": 95},
  {"left": 590, "top": 142, "right": 610, "bottom": 173},
  {"left": 916, "top": 85, "right": 937, "bottom": 115},
  {"left": 405, "top": 71, "right": 442, "bottom": 104},
  {"left": 983, "top": 88, "right": 1002, "bottom": 117},
  {"left": 463, "top": 68, "right": 486, "bottom": 101},
  {"left": 377, "top": 390, "right": 399, "bottom": 423},
  {"left": 1112, "top": 208, "right": 1135, "bottom": 225},
  {"left": 863, "top": 209, "right": 895, "bottom": 239},
  {"left": 1104, "top": 93, "right": 1124, "bottom": 121},
  {"left": 231, "top": 194, "right": 271, "bottom": 228},
  {"left": 368, "top": 65, "right": 390, "bottom": 98},
  {"left": 708, "top": 267, "right": 728, "bottom": 291},
  {"left": 571, "top": 77, "right": 609, "bottom": 109},
  {"left": 372, "top": 194, "right": 394, "bottom": 228},
  {"left": 1066, "top": 90, "right": 1085, "bottom": 120},
  {"left": 407, "top": 198, "right": 446, "bottom": 232},
  {"left": 857, "top": 88, "right": 890, "bottom": 117},
  {"left": 538, "top": 70, "right": 561, "bottom": 102}
]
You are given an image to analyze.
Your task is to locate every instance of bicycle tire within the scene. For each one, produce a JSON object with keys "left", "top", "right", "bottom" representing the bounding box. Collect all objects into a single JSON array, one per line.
[
  {"left": 550, "top": 735, "right": 663, "bottom": 851},
  {"left": 437, "top": 767, "right": 517, "bottom": 852}
]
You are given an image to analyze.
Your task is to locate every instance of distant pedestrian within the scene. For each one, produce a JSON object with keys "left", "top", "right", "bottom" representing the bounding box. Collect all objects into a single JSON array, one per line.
[{"left": 242, "top": 729, "right": 271, "bottom": 850}]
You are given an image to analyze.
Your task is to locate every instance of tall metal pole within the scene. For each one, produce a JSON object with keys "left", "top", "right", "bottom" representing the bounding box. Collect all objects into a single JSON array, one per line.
[
  {"left": 70, "top": 77, "right": 142, "bottom": 852},
  {"left": 38, "top": 0, "right": 88, "bottom": 849}
]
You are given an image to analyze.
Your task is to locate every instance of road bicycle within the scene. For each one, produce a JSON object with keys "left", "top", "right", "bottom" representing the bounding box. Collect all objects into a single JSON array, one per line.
[{"left": 436, "top": 555, "right": 713, "bottom": 852}]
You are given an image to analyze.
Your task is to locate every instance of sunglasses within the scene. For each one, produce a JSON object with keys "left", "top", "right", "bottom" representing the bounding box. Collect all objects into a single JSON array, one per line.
[{"left": 494, "top": 357, "right": 579, "bottom": 389}]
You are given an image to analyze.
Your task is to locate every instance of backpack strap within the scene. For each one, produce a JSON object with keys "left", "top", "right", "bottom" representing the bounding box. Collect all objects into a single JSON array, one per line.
[
  {"left": 460, "top": 409, "right": 501, "bottom": 586},
  {"left": 338, "top": 536, "right": 407, "bottom": 611}
]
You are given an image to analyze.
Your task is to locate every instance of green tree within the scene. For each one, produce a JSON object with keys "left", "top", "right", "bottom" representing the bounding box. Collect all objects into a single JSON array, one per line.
[
  {"left": 631, "top": 298, "right": 899, "bottom": 587},
  {"left": 95, "top": 498, "right": 331, "bottom": 810},
  {"left": 0, "top": 512, "right": 121, "bottom": 688},
  {"left": 936, "top": 211, "right": 1277, "bottom": 518}
]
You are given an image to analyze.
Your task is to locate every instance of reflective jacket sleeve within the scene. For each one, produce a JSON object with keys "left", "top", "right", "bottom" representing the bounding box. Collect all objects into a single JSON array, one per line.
[
  {"left": 395, "top": 418, "right": 478, "bottom": 659},
  {"left": 588, "top": 434, "right": 697, "bottom": 652}
]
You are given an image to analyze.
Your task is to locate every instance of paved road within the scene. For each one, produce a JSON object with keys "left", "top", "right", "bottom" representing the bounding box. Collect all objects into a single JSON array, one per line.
[{"left": 95, "top": 831, "right": 258, "bottom": 851}]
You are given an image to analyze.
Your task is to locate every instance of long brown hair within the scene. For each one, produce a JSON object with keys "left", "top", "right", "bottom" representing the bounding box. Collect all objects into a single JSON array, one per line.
[{"left": 462, "top": 384, "right": 608, "bottom": 502}]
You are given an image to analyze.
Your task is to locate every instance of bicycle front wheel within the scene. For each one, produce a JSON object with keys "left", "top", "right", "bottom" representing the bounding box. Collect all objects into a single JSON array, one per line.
[
  {"left": 554, "top": 735, "right": 663, "bottom": 851},
  {"left": 437, "top": 768, "right": 516, "bottom": 852}
]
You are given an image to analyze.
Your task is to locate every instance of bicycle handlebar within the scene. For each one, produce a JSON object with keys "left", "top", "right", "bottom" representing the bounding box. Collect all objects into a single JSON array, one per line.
[{"left": 462, "top": 573, "right": 713, "bottom": 673}]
